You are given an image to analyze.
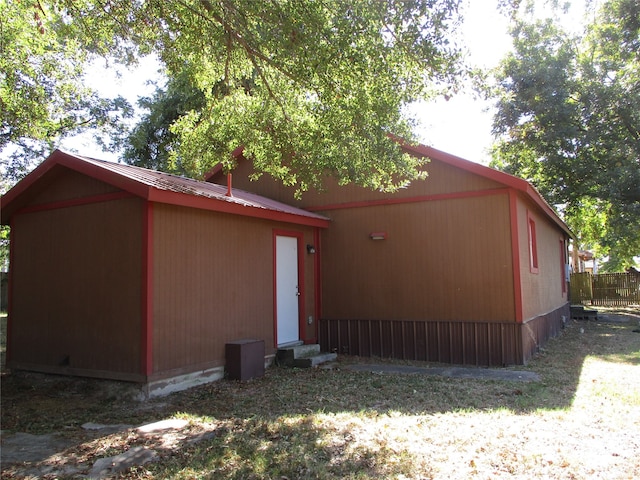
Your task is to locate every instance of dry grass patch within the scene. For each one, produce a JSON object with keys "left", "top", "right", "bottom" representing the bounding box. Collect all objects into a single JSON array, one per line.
[{"left": 2, "top": 309, "right": 639, "bottom": 479}]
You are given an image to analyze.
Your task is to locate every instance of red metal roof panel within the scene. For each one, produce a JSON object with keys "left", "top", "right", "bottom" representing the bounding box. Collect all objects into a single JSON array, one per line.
[
  {"left": 73, "top": 154, "right": 330, "bottom": 222},
  {"left": 1, "top": 150, "right": 329, "bottom": 227}
]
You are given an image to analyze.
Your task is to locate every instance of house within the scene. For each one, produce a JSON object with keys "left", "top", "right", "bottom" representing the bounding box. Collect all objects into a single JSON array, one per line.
[
  {"left": 207, "top": 141, "right": 573, "bottom": 366},
  {"left": 576, "top": 250, "right": 597, "bottom": 274},
  {"left": 0, "top": 150, "right": 329, "bottom": 396},
  {"left": 1, "top": 142, "right": 572, "bottom": 395}
]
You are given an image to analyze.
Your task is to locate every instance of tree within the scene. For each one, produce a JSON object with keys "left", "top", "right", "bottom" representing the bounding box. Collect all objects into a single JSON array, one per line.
[
  {"left": 121, "top": 72, "right": 206, "bottom": 175},
  {"left": 1, "top": 0, "right": 465, "bottom": 272},
  {"left": 0, "top": 1, "right": 132, "bottom": 186},
  {"left": 488, "top": 0, "right": 640, "bottom": 270},
  {"left": 41, "top": 0, "right": 464, "bottom": 194}
]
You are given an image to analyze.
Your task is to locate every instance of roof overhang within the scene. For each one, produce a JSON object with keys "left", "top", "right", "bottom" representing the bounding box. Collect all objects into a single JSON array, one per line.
[{"left": 1, "top": 150, "right": 330, "bottom": 228}]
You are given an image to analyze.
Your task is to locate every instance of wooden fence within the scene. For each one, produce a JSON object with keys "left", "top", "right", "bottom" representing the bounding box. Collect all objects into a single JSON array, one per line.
[{"left": 570, "top": 272, "right": 640, "bottom": 306}]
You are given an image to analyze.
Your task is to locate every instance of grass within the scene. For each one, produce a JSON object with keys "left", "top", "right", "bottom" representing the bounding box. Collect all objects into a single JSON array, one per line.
[{"left": 1, "top": 308, "right": 640, "bottom": 479}]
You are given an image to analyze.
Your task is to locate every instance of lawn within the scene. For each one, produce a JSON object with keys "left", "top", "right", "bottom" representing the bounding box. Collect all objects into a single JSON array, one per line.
[{"left": 1, "top": 308, "right": 639, "bottom": 479}]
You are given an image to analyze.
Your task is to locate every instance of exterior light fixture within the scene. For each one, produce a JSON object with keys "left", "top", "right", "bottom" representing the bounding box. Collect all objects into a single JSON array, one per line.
[
  {"left": 369, "top": 232, "right": 387, "bottom": 240},
  {"left": 306, "top": 244, "right": 316, "bottom": 254}
]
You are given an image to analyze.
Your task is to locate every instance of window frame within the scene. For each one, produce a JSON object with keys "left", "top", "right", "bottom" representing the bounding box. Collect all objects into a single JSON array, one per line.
[{"left": 527, "top": 211, "right": 539, "bottom": 274}]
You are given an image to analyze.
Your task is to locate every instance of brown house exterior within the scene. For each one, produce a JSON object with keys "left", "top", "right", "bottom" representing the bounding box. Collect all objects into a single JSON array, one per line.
[
  {"left": 1, "top": 150, "right": 329, "bottom": 396},
  {"left": 207, "top": 142, "right": 573, "bottom": 367},
  {"left": 2, "top": 142, "right": 571, "bottom": 395}
]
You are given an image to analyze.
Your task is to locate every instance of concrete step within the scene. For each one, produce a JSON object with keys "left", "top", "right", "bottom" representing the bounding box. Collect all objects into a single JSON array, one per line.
[
  {"left": 293, "top": 352, "right": 338, "bottom": 368},
  {"left": 277, "top": 344, "right": 336, "bottom": 367},
  {"left": 570, "top": 305, "right": 598, "bottom": 320},
  {"left": 277, "top": 344, "right": 320, "bottom": 364}
]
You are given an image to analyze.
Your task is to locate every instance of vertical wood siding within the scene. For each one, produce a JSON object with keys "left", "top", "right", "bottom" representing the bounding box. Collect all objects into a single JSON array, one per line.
[
  {"left": 214, "top": 157, "right": 570, "bottom": 367},
  {"left": 302, "top": 229, "right": 319, "bottom": 342},
  {"left": 319, "top": 193, "right": 515, "bottom": 322},
  {"left": 151, "top": 204, "right": 317, "bottom": 377},
  {"left": 9, "top": 197, "right": 143, "bottom": 377},
  {"left": 26, "top": 168, "right": 120, "bottom": 205},
  {"left": 517, "top": 198, "right": 569, "bottom": 321},
  {"left": 212, "top": 158, "right": 505, "bottom": 209}
]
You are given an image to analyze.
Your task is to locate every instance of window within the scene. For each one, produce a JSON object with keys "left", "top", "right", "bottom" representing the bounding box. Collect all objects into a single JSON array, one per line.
[{"left": 527, "top": 213, "right": 539, "bottom": 273}]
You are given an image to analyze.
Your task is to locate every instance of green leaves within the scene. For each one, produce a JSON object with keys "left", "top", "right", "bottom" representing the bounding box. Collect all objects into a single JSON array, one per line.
[
  {"left": 3, "top": 0, "right": 465, "bottom": 194},
  {"left": 122, "top": 71, "right": 206, "bottom": 175},
  {"left": 94, "top": 0, "right": 462, "bottom": 193},
  {"left": 488, "top": 0, "right": 640, "bottom": 269},
  {"left": 0, "top": 1, "right": 133, "bottom": 184}
]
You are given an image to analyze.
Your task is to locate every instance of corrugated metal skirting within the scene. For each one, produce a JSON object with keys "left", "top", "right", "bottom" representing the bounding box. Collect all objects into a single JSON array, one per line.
[
  {"left": 319, "top": 319, "right": 524, "bottom": 366},
  {"left": 319, "top": 307, "right": 569, "bottom": 367},
  {"left": 520, "top": 304, "right": 570, "bottom": 363}
]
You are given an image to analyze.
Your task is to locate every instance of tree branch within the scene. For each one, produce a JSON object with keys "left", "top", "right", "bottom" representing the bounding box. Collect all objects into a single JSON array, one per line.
[
  {"left": 186, "top": 0, "right": 292, "bottom": 121},
  {"left": 194, "top": 0, "right": 301, "bottom": 85}
]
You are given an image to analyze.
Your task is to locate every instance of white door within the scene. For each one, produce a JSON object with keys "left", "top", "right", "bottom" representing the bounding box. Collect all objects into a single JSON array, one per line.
[{"left": 276, "top": 235, "right": 300, "bottom": 346}]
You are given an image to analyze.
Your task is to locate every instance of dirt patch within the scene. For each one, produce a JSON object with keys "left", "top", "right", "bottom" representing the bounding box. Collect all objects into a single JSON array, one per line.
[{"left": 1, "top": 418, "right": 217, "bottom": 479}]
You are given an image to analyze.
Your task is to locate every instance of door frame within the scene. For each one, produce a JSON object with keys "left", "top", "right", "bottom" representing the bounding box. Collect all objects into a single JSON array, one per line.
[{"left": 273, "top": 229, "right": 305, "bottom": 347}]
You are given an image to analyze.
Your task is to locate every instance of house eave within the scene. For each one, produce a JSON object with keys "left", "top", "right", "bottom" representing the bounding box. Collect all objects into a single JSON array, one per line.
[{"left": 1, "top": 149, "right": 330, "bottom": 229}]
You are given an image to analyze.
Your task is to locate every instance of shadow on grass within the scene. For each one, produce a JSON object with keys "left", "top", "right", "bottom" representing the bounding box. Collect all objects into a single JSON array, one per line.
[
  {"left": 164, "top": 315, "right": 640, "bottom": 420},
  {"left": 514, "top": 313, "right": 639, "bottom": 409},
  {"left": 153, "top": 415, "right": 415, "bottom": 479},
  {"left": 2, "top": 317, "right": 639, "bottom": 428},
  {"left": 0, "top": 373, "right": 417, "bottom": 478},
  {"left": 1, "top": 313, "right": 638, "bottom": 478}
]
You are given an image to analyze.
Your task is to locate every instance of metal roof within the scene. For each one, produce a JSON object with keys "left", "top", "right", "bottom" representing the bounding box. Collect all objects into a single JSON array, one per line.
[
  {"left": 1, "top": 150, "right": 330, "bottom": 227},
  {"left": 76, "top": 154, "right": 328, "bottom": 218}
]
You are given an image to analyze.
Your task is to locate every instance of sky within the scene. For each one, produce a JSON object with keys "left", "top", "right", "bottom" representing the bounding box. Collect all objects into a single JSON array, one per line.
[
  {"left": 60, "top": 2, "right": 514, "bottom": 165},
  {"left": 410, "top": 2, "right": 512, "bottom": 164}
]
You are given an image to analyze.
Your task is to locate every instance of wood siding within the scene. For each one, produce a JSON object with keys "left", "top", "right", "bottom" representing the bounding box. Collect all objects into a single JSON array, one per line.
[
  {"left": 216, "top": 157, "right": 505, "bottom": 209},
  {"left": 319, "top": 192, "right": 515, "bottom": 322},
  {"left": 9, "top": 196, "right": 143, "bottom": 378},
  {"left": 215, "top": 157, "right": 570, "bottom": 367},
  {"left": 24, "top": 167, "right": 120, "bottom": 205},
  {"left": 517, "top": 197, "right": 568, "bottom": 321},
  {"left": 5, "top": 150, "right": 572, "bottom": 384},
  {"left": 150, "top": 204, "right": 317, "bottom": 377}
]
